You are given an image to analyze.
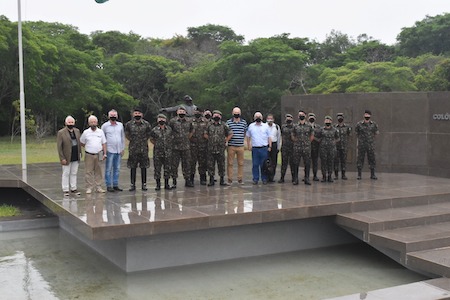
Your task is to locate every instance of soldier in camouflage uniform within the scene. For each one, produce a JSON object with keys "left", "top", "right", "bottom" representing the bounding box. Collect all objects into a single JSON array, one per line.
[
  {"left": 278, "top": 114, "right": 295, "bottom": 183},
  {"left": 169, "top": 105, "right": 194, "bottom": 188},
  {"left": 291, "top": 110, "right": 314, "bottom": 185},
  {"left": 308, "top": 113, "right": 321, "bottom": 181},
  {"left": 205, "top": 110, "right": 232, "bottom": 186},
  {"left": 316, "top": 116, "right": 339, "bottom": 183},
  {"left": 190, "top": 108, "right": 209, "bottom": 185},
  {"left": 160, "top": 95, "right": 197, "bottom": 117},
  {"left": 150, "top": 114, "right": 172, "bottom": 191},
  {"left": 355, "top": 110, "right": 379, "bottom": 180},
  {"left": 124, "top": 107, "right": 152, "bottom": 191},
  {"left": 334, "top": 113, "right": 352, "bottom": 180}
]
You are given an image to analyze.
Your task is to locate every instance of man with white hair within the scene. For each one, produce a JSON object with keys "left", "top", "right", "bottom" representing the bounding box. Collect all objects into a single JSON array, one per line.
[
  {"left": 80, "top": 115, "right": 107, "bottom": 194},
  {"left": 101, "top": 109, "right": 125, "bottom": 192},
  {"left": 245, "top": 112, "right": 272, "bottom": 185},
  {"left": 56, "top": 116, "right": 82, "bottom": 196}
]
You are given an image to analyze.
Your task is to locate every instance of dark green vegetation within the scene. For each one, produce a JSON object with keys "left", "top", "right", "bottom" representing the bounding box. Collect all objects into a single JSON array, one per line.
[
  {"left": 1, "top": 14, "right": 449, "bottom": 137},
  {"left": 0, "top": 204, "right": 20, "bottom": 217}
]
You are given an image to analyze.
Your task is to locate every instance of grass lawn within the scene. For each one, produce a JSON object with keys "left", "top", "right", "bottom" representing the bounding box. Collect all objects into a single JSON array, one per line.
[{"left": 0, "top": 204, "right": 21, "bottom": 217}]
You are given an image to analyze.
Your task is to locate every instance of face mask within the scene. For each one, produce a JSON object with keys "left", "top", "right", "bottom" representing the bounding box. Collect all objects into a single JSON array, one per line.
[
  {"left": 134, "top": 115, "right": 142, "bottom": 120},
  {"left": 213, "top": 116, "right": 221, "bottom": 122},
  {"left": 299, "top": 115, "right": 306, "bottom": 120},
  {"left": 90, "top": 125, "right": 97, "bottom": 130},
  {"left": 158, "top": 120, "right": 165, "bottom": 125},
  {"left": 338, "top": 118, "right": 344, "bottom": 123},
  {"left": 255, "top": 118, "right": 262, "bottom": 123},
  {"left": 364, "top": 116, "right": 370, "bottom": 120},
  {"left": 205, "top": 114, "right": 211, "bottom": 119},
  {"left": 110, "top": 117, "right": 117, "bottom": 121},
  {"left": 309, "top": 118, "right": 315, "bottom": 123},
  {"left": 286, "top": 120, "right": 293, "bottom": 124},
  {"left": 178, "top": 113, "right": 186, "bottom": 118},
  {"left": 233, "top": 114, "right": 240, "bottom": 119},
  {"left": 194, "top": 113, "right": 202, "bottom": 119},
  {"left": 67, "top": 125, "right": 74, "bottom": 129},
  {"left": 325, "top": 123, "right": 332, "bottom": 127}
]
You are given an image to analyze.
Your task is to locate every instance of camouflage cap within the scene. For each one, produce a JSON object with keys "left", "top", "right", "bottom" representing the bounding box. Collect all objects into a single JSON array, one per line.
[
  {"left": 212, "top": 110, "right": 222, "bottom": 115},
  {"left": 325, "top": 115, "right": 332, "bottom": 120},
  {"left": 177, "top": 105, "right": 187, "bottom": 111},
  {"left": 365, "top": 109, "right": 372, "bottom": 115},
  {"left": 308, "top": 113, "right": 316, "bottom": 119},
  {"left": 157, "top": 113, "right": 167, "bottom": 119},
  {"left": 285, "top": 113, "right": 293, "bottom": 118},
  {"left": 336, "top": 113, "right": 344, "bottom": 117}
]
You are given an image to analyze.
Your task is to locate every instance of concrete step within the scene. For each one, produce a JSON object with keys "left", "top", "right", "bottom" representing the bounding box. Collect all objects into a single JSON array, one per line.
[
  {"left": 408, "top": 247, "right": 450, "bottom": 278},
  {"left": 370, "top": 221, "right": 450, "bottom": 254},
  {"left": 336, "top": 202, "right": 450, "bottom": 242}
]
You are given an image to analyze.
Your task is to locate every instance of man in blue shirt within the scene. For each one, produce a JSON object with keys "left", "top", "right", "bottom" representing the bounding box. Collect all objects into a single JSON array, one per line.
[
  {"left": 101, "top": 109, "right": 125, "bottom": 192},
  {"left": 226, "top": 107, "right": 248, "bottom": 185},
  {"left": 246, "top": 112, "right": 272, "bottom": 185}
]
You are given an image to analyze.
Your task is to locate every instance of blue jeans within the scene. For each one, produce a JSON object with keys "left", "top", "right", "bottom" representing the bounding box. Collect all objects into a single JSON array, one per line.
[
  {"left": 105, "top": 152, "right": 121, "bottom": 187},
  {"left": 251, "top": 147, "right": 268, "bottom": 182}
]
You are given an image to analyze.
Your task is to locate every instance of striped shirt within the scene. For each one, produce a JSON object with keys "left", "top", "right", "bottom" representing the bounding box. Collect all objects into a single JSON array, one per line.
[{"left": 226, "top": 118, "right": 248, "bottom": 147}]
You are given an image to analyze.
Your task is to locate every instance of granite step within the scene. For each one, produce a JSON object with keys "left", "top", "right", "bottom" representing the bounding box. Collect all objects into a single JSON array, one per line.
[
  {"left": 370, "top": 221, "right": 450, "bottom": 254},
  {"left": 408, "top": 247, "right": 450, "bottom": 278},
  {"left": 335, "top": 202, "right": 450, "bottom": 242}
]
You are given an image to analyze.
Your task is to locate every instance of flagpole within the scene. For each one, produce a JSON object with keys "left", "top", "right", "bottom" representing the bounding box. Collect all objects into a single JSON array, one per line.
[{"left": 17, "top": 0, "right": 27, "bottom": 182}]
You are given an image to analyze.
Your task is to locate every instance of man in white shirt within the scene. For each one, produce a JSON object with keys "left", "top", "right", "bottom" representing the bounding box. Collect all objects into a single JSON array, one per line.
[
  {"left": 101, "top": 109, "right": 125, "bottom": 192},
  {"left": 246, "top": 112, "right": 272, "bottom": 185},
  {"left": 80, "top": 115, "right": 107, "bottom": 194}
]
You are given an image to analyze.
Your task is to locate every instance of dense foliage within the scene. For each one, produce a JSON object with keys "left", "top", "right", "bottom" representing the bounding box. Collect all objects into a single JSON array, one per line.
[{"left": 0, "top": 14, "right": 449, "bottom": 136}]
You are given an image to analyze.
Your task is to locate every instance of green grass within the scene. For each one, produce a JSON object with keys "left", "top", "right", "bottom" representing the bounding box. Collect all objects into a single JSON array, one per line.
[{"left": 0, "top": 204, "right": 20, "bottom": 217}]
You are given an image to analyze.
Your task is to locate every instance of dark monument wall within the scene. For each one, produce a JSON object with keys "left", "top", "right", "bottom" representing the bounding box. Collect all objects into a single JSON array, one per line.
[{"left": 281, "top": 92, "right": 450, "bottom": 178}]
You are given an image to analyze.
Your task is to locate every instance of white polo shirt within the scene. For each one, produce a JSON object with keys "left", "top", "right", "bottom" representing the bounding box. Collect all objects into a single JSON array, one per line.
[{"left": 80, "top": 127, "right": 106, "bottom": 154}]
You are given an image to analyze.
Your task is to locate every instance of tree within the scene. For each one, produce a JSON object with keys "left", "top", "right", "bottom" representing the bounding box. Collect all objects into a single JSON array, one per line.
[
  {"left": 397, "top": 13, "right": 450, "bottom": 57},
  {"left": 91, "top": 30, "right": 141, "bottom": 56}
]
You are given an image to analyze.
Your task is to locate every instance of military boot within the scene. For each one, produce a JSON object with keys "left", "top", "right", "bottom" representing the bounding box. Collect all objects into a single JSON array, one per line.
[
  {"left": 129, "top": 168, "right": 136, "bottom": 191},
  {"left": 155, "top": 179, "right": 161, "bottom": 191},
  {"left": 190, "top": 174, "right": 195, "bottom": 184},
  {"left": 334, "top": 170, "right": 339, "bottom": 180},
  {"left": 208, "top": 176, "right": 215, "bottom": 186},
  {"left": 342, "top": 171, "right": 348, "bottom": 180},
  {"left": 292, "top": 166, "right": 299, "bottom": 185},
  {"left": 185, "top": 178, "right": 194, "bottom": 187},
  {"left": 304, "top": 166, "right": 311, "bottom": 185},
  {"left": 357, "top": 168, "right": 362, "bottom": 180},
  {"left": 164, "top": 179, "right": 171, "bottom": 190},
  {"left": 370, "top": 169, "right": 378, "bottom": 180},
  {"left": 328, "top": 172, "right": 334, "bottom": 183},
  {"left": 321, "top": 174, "right": 327, "bottom": 182},
  {"left": 220, "top": 176, "right": 227, "bottom": 186},
  {"left": 278, "top": 175, "right": 285, "bottom": 183},
  {"left": 200, "top": 174, "right": 207, "bottom": 185},
  {"left": 141, "top": 168, "right": 148, "bottom": 191}
]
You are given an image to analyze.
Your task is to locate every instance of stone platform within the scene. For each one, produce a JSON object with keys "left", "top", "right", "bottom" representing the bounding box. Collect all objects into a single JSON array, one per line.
[{"left": 2, "top": 162, "right": 450, "bottom": 277}]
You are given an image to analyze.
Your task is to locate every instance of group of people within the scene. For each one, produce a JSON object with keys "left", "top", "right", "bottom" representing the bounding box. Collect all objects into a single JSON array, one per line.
[{"left": 56, "top": 95, "right": 379, "bottom": 195}]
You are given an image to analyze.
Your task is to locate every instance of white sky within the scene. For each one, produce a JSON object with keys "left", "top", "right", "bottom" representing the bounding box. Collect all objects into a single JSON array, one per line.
[{"left": 2, "top": 0, "right": 450, "bottom": 45}]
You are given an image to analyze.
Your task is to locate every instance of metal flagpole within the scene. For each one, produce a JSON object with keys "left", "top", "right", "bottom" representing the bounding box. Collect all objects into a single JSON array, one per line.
[{"left": 17, "top": 0, "right": 27, "bottom": 182}]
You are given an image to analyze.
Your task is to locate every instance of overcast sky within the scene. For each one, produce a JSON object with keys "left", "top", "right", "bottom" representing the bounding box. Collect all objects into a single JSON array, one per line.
[{"left": 2, "top": 0, "right": 449, "bottom": 45}]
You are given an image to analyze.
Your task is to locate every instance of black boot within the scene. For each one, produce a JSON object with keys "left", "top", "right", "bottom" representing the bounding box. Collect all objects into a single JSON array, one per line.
[
  {"left": 304, "top": 164, "right": 311, "bottom": 185},
  {"left": 220, "top": 176, "right": 227, "bottom": 186},
  {"left": 200, "top": 174, "right": 207, "bottom": 185},
  {"left": 141, "top": 168, "right": 148, "bottom": 191},
  {"left": 208, "top": 176, "right": 215, "bottom": 186},
  {"left": 321, "top": 174, "right": 327, "bottom": 182},
  {"left": 313, "top": 174, "right": 319, "bottom": 181},
  {"left": 342, "top": 171, "right": 347, "bottom": 180},
  {"left": 164, "top": 179, "right": 171, "bottom": 190},
  {"left": 292, "top": 166, "right": 299, "bottom": 185},
  {"left": 334, "top": 170, "right": 339, "bottom": 180},
  {"left": 328, "top": 173, "right": 334, "bottom": 183},
  {"left": 357, "top": 168, "right": 362, "bottom": 180},
  {"left": 278, "top": 175, "right": 285, "bottom": 183},
  {"left": 370, "top": 169, "right": 378, "bottom": 180},
  {"left": 129, "top": 168, "right": 136, "bottom": 191},
  {"left": 190, "top": 174, "right": 195, "bottom": 184},
  {"left": 186, "top": 178, "right": 194, "bottom": 187},
  {"left": 171, "top": 178, "right": 177, "bottom": 189},
  {"left": 155, "top": 179, "right": 161, "bottom": 191}
]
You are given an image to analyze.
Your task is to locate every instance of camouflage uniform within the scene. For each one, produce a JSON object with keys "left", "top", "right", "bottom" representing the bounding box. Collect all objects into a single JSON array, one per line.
[
  {"left": 355, "top": 120, "right": 379, "bottom": 170},
  {"left": 207, "top": 121, "right": 230, "bottom": 177},
  {"left": 150, "top": 125, "right": 172, "bottom": 180},
  {"left": 125, "top": 119, "right": 151, "bottom": 168},
  {"left": 169, "top": 116, "right": 193, "bottom": 180},
  {"left": 279, "top": 123, "right": 295, "bottom": 181},
  {"left": 316, "top": 126, "right": 339, "bottom": 180},
  {"left": 291, "top": 122, "right": 313, "bottom": 184},
  {"left": 334, "top": 122, "right": 352, "bottom": 176},
  {"left": 310, "top": 123, "right": 321, "bottom": 180},
  {"left": 190, "top": 116, "right": 209, "bottom": 178}
]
